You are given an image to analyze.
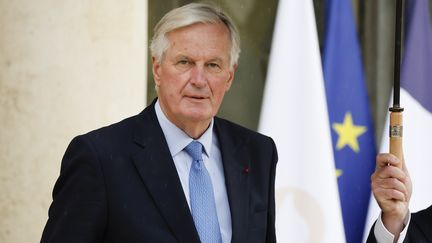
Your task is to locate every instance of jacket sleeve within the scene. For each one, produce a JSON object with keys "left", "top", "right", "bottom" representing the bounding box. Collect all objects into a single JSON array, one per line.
[
  {"left": 41, "top": 135, "right": 107, "bottom": 243},
  {"left": 365, "top": 221, "right": 378, "bottom": 243},
  {"left": 266, "top": 138, "right": 278, "bottom": 243}
]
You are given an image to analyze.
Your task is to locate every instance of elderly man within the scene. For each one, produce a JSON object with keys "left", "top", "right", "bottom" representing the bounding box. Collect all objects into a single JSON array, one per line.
[
  {"left": 41, "top": 3, "right": 277, "bottom": 243},
  {"left": 366, "top": 154, "right": 432, "bottom": 243}
]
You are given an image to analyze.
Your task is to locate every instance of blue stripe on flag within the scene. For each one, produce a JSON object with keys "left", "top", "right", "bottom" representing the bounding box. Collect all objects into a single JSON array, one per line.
[
  {"left": 401, "top": 0, "right": 432, "bottom": 112},
  {"left": 323, "top": 0, "right": 377, "bottom": 242}
]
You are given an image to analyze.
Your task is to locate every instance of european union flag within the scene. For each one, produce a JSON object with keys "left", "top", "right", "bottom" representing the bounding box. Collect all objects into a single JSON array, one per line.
[{"left": 323, "top": 1, "right": 377, "bottom": 243}]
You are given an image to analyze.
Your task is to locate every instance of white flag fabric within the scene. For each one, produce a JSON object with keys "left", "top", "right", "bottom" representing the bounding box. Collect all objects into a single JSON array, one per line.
[{"left": 258, "top": 0, "right": 345, "bottom": 242}]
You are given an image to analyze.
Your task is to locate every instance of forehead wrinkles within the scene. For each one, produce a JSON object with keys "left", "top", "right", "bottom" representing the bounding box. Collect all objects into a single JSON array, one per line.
[
  {"left": 166, "top": 24, "right": 231, "bottom": 61},
  {"left": 170, "top": 43, "right": 223, "bottom": 61}
]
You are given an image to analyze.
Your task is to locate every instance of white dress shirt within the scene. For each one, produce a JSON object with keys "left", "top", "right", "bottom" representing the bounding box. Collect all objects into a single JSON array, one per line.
[
  {"left": 155, "top": 100, "right": 232, "bottom": 243},
  {"left": 374, "top": 211, "right": 411, "bottom": 243}
]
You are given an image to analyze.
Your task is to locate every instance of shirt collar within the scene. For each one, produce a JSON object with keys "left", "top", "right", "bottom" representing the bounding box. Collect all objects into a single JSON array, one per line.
[{"left": 154, "top": 100, "right": 213, "bottom": 158}]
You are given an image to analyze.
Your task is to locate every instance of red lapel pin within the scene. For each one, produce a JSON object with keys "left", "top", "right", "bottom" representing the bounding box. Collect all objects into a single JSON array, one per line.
[{"left": 243, "top": 166, "right": 250, "bottom": 174}]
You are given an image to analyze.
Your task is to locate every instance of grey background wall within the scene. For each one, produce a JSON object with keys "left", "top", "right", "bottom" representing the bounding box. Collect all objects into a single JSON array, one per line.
[{"left": 0, "top": 1, "right": 148, "bottom": 242}]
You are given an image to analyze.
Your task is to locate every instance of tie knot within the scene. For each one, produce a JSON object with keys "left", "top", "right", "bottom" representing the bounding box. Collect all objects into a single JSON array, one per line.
[{"left": 184, "top": 141, "right": 203, "bottom": 161}]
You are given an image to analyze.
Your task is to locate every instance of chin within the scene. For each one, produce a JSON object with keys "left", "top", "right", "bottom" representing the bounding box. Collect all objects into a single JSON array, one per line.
[{"left": 182, "top": 111, "right": 212, "bottom": 122}]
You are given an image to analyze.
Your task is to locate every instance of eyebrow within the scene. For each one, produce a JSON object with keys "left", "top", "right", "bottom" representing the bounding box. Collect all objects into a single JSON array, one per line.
[
  {"left": 174, "top": 55, "right": 189, "bottom": 60},
  {"left": 207, "top": 58, "right": 223, "bottom": 63},
  {"left": 172, "top": 54, "right": 225, "bottom": 64}
]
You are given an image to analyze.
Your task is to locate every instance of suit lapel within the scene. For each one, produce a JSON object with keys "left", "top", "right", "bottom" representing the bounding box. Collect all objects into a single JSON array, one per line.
[
  {"left": 132, "top": 104, "right": 200, "bottom": 243},
  {"left": 215, "top": 118, "right": 250, "bottom": 243}
]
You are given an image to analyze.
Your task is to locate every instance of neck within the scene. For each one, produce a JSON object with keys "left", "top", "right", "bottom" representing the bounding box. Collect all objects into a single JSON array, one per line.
[{"left": 180, "top": 121, "right": 211, "bottom": 139}]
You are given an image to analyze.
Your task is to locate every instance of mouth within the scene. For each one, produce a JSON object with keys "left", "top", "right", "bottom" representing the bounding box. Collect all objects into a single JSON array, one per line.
[{"left": 185, "top": 95, "right": 208, "bottom": 100}]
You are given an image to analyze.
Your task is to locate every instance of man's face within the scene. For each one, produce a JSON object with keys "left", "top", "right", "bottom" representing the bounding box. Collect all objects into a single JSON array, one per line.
[{"left": 152, "top": 23, "right": 235, "bottom": 130}]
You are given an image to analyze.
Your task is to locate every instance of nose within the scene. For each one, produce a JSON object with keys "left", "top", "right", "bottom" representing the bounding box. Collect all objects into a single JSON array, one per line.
[{"left": 189, "top": 65, "right": 207, "bottom": 88}]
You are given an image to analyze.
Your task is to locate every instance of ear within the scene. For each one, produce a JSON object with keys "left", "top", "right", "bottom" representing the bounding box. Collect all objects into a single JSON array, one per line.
[
  {"left": 152, "top": 56, "right": 162, "bottom": 86},
  {"left": 225, "top": 63, "right": 237, "bottom": 91}
]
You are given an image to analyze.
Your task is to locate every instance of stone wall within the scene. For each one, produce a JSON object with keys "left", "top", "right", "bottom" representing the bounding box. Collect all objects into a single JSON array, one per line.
[{"left": 0, "top": 1, "right": 148, "bottom": 242}]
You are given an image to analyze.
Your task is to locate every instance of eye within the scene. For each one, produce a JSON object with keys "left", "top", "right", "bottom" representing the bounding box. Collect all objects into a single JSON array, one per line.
[
  {"left": 206, "top": 62, "right": 222, "bottom": 73},
  {"left": 174, "top": 59, "right": 192, "bottom": 71},
  {"left": 177, "top": 59, "right": 189, "bottom": 65},
  {"left": 207, "top": 63, "right": 219, "bottom": 68}
]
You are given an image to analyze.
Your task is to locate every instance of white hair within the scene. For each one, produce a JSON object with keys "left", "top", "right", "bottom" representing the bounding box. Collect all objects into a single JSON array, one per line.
[{"left": 150, "top": 2, "right": 240, "bottom": 67}]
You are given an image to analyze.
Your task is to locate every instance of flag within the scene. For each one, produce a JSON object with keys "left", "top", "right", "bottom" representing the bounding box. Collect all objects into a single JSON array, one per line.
[
  {"left": 365, "top": 0, "right": 432, "bottom": 236},
  {"left": 259, "top": 0, "right": 345, "bottom": 242},
  {"left": 322, "top": 1, "right": 377, "bottom": 242}
]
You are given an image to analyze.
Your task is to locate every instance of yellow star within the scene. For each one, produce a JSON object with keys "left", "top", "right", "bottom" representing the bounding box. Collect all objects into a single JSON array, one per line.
[
  {"left": 332, "top": 112, "right": 367, "bottom": 153},
  {"left": 336, "top": 169, "right": 343, "bottom": 178}
]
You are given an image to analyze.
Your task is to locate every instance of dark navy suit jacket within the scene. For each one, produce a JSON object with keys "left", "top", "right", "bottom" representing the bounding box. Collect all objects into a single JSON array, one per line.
[
  {"left": 367, "top": 205, "right": 432, "bottom": 243},
  {"left": 41, "top": 101, "right": 278, "bottom": 243}
]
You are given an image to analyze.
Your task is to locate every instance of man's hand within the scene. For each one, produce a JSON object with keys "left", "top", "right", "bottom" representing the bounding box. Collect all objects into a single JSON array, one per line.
[{"left": 371, "top": 153, "right": 412, "bottom": 236}]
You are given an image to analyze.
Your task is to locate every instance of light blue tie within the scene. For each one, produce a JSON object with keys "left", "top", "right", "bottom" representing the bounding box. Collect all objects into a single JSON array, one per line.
[{"left": 184, "top": 141, "right": 222, "bottom": 243}]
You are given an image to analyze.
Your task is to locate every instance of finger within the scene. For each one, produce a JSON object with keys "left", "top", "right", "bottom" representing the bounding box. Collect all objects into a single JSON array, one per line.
[
  {"left": 371, "top": 165, "right": 406, "bottom": 187},
  {"left": 376, "top": 153, "right": 402, "bottom": 169},
  {"left": 371, "top": 166, "right": 409, "bottom": 199},
  {"left": 373, "top": 187, "right": 406, "bottom": 202},
  {"left": 401, "top": 157, "right": 411, "bottom": 176},
  {"left": 399, "top": 164, "right": 413, "bottom": 202},
  {"left": 375, "top": 165, "right": 407, "bottom": 181},
  {"left": 372, "top": 177, "right": 409, "bottom": 199}
]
